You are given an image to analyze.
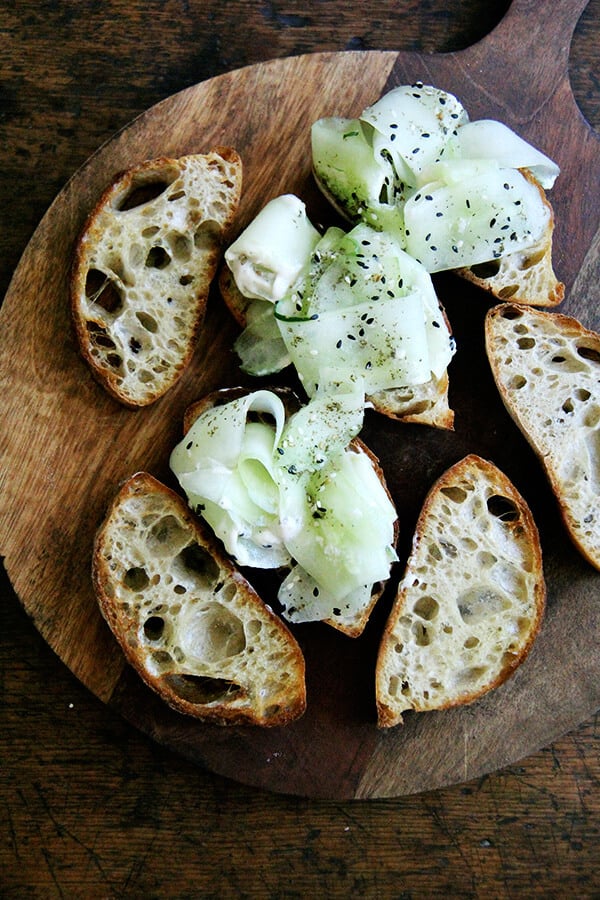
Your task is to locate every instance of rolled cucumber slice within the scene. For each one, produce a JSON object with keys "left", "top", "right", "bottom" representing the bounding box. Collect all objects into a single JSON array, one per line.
[{"left": 224, "top": 194, "right": 320, "bottom": 303}]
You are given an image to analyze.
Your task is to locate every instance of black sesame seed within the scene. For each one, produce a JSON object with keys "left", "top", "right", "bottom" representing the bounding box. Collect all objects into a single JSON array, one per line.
[{"left": 336, "top": 339, "right": 342, "bottom": 349}]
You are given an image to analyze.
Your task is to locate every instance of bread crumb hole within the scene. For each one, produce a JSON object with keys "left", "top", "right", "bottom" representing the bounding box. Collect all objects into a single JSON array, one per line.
[
  {"left": 162, "top": 673, "right": 243, "bottom": 704},
  {"left": 575, "top": 388, "right": 591, "bottom": 402},
  {"left": 477, "top": 550, "right": 497, "bottom": 568},
  {"left": 511, "top": 374, "right": 527, "bottom": 389},
  {"left": 522, "top": 248, "right": 545, "bottom": 268},
  {"left": 500, "top": 305, "right": 522, "bottom": 320},
  {"left": 413, "top": 595, "right": 439, "bottom": 620},
  {"left": 175, "top": 543, "right": 220, "bottom": 588},
  {"left": 470, "top": 260, "right": 500, "bottom": 279},
  {"left": 220, "top": 583, "right": 238, "bottom": 603},
  {"left": 179, "top": 603, "right": 246, "bottom": 662},
  {"left": 145, "top": 245, "right": 171, "bottom": 269},
  {"left": 413, "top": 622, "right": 431, "bottom": 646},
  {"left": 458, "top": 587, "right": 505, "bottom": 623},
  {"left": 464, "top": 635, "right": 480, "bottom": 649},
  {"left": 487, "top": 494, "right": 519, "bottom": 522},
  {"left": 498, "top": 284, "right": 519, "bottom": 299},
  {"left": 85, "top": 269, "right": 123, "bottom": 314},
  {"left": 517, "top": 337, "right": 535, "bottom": 350},
  {"left": 147, "top": 515, "right": 189, "bottom": 557},
  {"left": 136, "top": 311, "right": 158, "bottom": 333},
  {"left": 246, "top": 619, "right": 262, "bottom": 638},
  {"left": 143, "top": 616, "right": 165, "bottom": 641},
  {"left": 577, "top": 344, "right": 600, "bottom": 365},
  {"left": 124, "top": 566, "right": 149, "bottom": 591},
  {"left": 458, "top": 665, "right": 488, "bottom": 684},
  {"left": 440, "top": 486, "right": 468, "bottom": 503},
  {"left": 116, "top": 177, "right": 176, "bottom": 211}
]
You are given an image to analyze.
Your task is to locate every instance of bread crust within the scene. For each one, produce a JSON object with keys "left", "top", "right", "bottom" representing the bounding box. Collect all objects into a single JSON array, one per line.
[
  {"left": 486, "top": 302, "right": 600, "bottom": 571},
  {"left": 93, "top": 471, "right": 306, "bottom": 726},
  {"left": 181, "top": 387, "right": 399, "bottom": 637},
  {"left": 376, "top": 454, "right": 546, "bottom": 727},
  {"left": 71, "top": 149, "right": 242, "bottom": 408}
]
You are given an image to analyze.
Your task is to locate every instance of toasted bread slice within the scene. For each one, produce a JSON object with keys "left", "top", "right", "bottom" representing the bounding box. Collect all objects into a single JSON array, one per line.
[
  {"left": 71, "top": 149, "right": 242, "bottom": 408},
  {"left": 456, "top": 171, "right": 564, "bottom": 307},
  {"left": 376, "top": 454, "right": 545, "bottom": 727},
  {"left": 93, "top": 472, "right": 306, "bottom": 726},
  {"left": 182, "top": 388, "right": 399, "bottom": 638},
  {"left": 485, "top": 303, "right": 600, "bottom": 570},
  {"left": 218, "top": 266, "right": 454, "bottom": 429}
]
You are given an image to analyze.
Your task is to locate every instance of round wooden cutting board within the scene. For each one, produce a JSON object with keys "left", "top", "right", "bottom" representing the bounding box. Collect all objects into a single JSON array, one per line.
[{"left": 1, "top": 0, "right": 598, "bottom": 799}]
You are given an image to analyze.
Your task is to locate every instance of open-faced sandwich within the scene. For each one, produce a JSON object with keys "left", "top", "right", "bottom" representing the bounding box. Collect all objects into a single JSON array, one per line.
[
  {"left": 170, "top": 381, "right": 399, "bottom": 637},
  {"left": 311, "top": 82, "right": 564, "bottom": 307}
]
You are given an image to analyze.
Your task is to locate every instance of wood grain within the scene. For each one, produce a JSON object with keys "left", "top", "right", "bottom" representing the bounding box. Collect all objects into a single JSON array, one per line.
[
  {"left": 1, "top": 0, "right": 599, "bottom": 892},
  {"left": 1, "top": 0, "right": 599, "bottom": 802}
]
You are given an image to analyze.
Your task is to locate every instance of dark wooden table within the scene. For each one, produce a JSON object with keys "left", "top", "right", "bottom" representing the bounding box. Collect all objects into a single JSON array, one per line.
[{"left": 2, "top": 1, "right": 598, "bottom": 895}]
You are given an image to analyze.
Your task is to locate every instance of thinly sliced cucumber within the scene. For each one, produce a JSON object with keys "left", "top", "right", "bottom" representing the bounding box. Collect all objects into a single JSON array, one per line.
[
  {"left": 275, "top": 224, "right": 454, "bottom": 396},
  {"left": 224, "top": 194, "right": 320, "bottom": 302},
  {"left": 234, "top": 298, "right": 291, "bottom": 376},
  {"left": 360, "top": 83, "right": 468, "bottom": 182},
  {"left": 403, "top": 166, "right": 550, "bottom": 272},
  {"left": 451, "top": 119, "right": 560, "bottom": 189},
  {"left": 170, "top": 391, "right": 289, "bottom": 568},
  {"left": 277, "top": 447, "right": 397, "bottom": 604}
]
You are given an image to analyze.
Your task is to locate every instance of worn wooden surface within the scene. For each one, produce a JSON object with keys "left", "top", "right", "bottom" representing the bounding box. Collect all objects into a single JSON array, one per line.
[{"left": 1, "top": 0, "right": 599, "bottom": 892}]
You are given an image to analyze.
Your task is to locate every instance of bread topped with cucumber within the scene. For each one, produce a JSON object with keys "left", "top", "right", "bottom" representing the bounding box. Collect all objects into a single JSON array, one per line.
[
  {"left": 311, "top": 83, "right": 563, "bottom": 308},
  {"left": 93, "top": 471, "right": 306, "bottom": 726},
  {"left": 219, "top": 194, "right": 456, "bottom": 430},
  {"left": 170, "top": 382, "right": 399, "bottom": 638},
  {"left": 71, "top": 149, "right": 242, "bottom": 408}
]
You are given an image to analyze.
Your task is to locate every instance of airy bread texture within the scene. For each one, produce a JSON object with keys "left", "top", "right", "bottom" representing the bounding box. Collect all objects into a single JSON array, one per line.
[
  {"left": 376, "top": 454, "right": 545, "bottom": 727},
  {"left": 486, "top": 303, "right": 600, "bottom": 570},
  {"left": 218, "top": 266, "right": 454, "bottom": 430},
  {"left": 71, "top": 149, "right": 242, "bottom": 408},
  {"left": 93, "top": 472, "right": 306, "bottom": 726},
  {"left": 182, "top": 387, "right": 399, "bottom": 638},
  {"left": 457, "top": 171, "right": 564, "bottom": 307}
]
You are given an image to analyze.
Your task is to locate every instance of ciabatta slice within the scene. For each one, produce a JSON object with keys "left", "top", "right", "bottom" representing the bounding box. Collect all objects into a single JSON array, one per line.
[
  {"left": 456, "top": 171, "right": 564, "bottom": 307},
  {"left": 218, "top": 267, "right": 454, "bottom": 430},
  {"left": 376, "top": 454, "right": 545, "bottom": 727},
  {"left": 93, "top": 472, "right": 306, "bottom": 726},
  {"left": 71, "top": 149, "right": 242, "bottom": 408},
  {"left": 486, "top": 302, "right": 600, "bottom": 570}
]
